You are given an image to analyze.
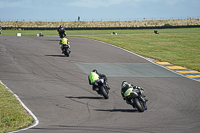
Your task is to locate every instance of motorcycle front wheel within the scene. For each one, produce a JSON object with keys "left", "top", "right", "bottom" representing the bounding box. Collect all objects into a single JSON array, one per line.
[
  {"left": 99, "top": 86, "right": 109, "bottom": 99},
  {"left": 134, "top": 98, "right": 144, "bottom": 112}
]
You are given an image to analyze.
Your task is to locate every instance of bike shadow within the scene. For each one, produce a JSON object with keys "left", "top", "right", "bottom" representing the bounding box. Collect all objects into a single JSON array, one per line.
[
  {"left": 95, "top": 109, "right": 138, "bottom": 113},
  {"left": 45, "top": 55, "right": 66, "bottom": 57},
  {"left": 47, "top": 39, "right": 60, "bottom": 41},
  {"left": 65, "top": 96, "right": 104, "bottom": 100}
]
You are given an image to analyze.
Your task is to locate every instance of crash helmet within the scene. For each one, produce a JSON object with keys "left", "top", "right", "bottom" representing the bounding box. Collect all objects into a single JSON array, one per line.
[
  {"left": 92, "top": 69, "right": 97, "bottom": 73},
  {"left": 121, "top": 81, "right": 128, "bottom": 88},
  {"left": 60, "top": 25, "right": 63, "bottom": 28}
]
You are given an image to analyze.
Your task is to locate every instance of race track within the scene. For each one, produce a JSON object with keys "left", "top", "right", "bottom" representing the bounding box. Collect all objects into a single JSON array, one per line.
[{"left": 0, "top": 36, "right": 200, "bottom": 133}]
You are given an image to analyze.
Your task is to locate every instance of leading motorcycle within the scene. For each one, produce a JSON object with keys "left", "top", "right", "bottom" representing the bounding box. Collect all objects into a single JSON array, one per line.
[
  {"left": 59, "top": 32, "right": 66, "bottom": 38},
  {"left": 129, "top": 89, "right": 147, "bottom": 112}
]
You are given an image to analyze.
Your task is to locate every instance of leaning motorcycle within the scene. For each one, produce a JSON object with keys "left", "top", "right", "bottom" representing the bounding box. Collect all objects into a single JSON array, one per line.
[
  {"left": 60, "top": 42, "right": 71, "bottom": 57},
  {"left": 95, "top": 78, "right": 109, "bottom": 99},
  {"left": 129, "top": 89, "right": 147, "bottom": 112}
]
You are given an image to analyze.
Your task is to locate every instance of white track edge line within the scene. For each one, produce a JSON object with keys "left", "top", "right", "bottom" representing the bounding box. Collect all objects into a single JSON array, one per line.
[{"left": 0, "top": 81, "right": 39, "bottom": 133}]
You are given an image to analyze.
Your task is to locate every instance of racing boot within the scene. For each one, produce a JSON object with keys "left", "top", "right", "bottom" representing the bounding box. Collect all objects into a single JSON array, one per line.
[{"left": 105, "top": 82, "right": 110, "bottom": 90}]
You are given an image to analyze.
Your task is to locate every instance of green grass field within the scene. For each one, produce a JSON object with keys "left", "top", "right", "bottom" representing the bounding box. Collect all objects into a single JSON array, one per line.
[
  {"left": 0, "top": 82, "right": 33, "bottom": 133},
  {"left": 0, "top": 29, "right": 168, "bottom": 36},
  {"left": 0, "top": 27, "right": 199, "bottom": 132}
]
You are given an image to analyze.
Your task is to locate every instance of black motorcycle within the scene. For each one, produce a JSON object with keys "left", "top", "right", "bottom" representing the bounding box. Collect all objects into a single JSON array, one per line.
[
  {"left": 129, "top": 89, "right": 147, "bottom": 112},
  {"left": 95, "top": 78, "right": 109, "bottom": 99},
  {"left": 61, "top": 43, "right": 70, "bottom": 57},
  {"left": 59, "top": 33, "right": 66, "bottom": 38}
]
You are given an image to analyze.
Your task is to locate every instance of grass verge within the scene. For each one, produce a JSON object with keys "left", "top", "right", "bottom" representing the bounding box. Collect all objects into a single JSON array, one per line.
[
  {"left": 0, "top": 82, "right": 33, "bottom": 133},
  {"left": 0, "top": 29, "right": 165, "bottom": 36}
]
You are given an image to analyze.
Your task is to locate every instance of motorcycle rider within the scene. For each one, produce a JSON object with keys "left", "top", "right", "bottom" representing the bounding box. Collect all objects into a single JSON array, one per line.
[
  {"left": 88, "top": 69, "right": 110, "bottom": 91},
  {"left": 121, "top": 81, "right": 147, "bottom": 109},
  {"left": 57, "top": 25, "right": 66, "bottom": 38},
  {"left": 59, "top": 37, "right": 70, "bottom": 53}
]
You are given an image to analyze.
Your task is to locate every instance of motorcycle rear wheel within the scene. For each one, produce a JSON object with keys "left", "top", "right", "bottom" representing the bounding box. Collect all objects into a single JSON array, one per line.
[{"left": 64, "top": 48, "right": 69, "bottom": 57}]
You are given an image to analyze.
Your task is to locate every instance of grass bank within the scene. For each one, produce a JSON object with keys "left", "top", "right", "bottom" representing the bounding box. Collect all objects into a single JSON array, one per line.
[{"left": 0, "top": 82, "right": 33, "bottom": 133}]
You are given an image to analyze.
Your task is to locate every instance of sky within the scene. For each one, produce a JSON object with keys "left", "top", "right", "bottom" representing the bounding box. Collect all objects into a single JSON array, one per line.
[{"left": 0, "top": 0, "right": 199, "bottom": 21}]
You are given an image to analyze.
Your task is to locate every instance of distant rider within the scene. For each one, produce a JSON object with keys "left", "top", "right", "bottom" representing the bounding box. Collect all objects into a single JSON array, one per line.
[
  {"left": 121, "top": 81, "right": 147, "bottom": 109},
  {"left": 57, "top": 25, "right": 66, "bottom": 38},
  {"left": 59, "top": 37, "right": 70, "bottom": 53},
  {"left": 88, "top": 69, "right": 110, "bottom": 91}
]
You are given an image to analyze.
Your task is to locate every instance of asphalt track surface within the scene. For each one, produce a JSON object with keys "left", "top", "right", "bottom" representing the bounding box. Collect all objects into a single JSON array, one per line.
[{"left": 0, "top": 36, "right": 200, "bottom": 133}]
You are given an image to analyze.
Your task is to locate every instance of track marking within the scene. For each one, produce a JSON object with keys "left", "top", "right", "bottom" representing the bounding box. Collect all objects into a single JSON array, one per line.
[
  {"left": 156, "top": 62, "right": 171, "bottom": 65},
  {"left": 156, "top": 62, "right": 200, "bottom": 82},
  {"left": 165, "top": 66, "right": 187, "bottom": 69},
  {"left": 186, "top": 75, "right": 200, "bottom": 78},
  {"left": 0, "top": 81, "right": 39, "bottom": 133},
  {"left": 176, "top": 71, "right": 200, "bottom": 74}
]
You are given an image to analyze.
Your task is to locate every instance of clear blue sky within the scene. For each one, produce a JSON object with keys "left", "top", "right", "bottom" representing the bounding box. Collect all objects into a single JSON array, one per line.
[{"left": 0, "top": 0, "right": 199, "bottom": 21}]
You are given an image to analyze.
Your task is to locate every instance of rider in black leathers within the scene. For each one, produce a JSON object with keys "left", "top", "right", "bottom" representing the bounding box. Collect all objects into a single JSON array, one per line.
[
  {"left": 121, "top": 81, "right": 147, "bottom": 110},
  {"left": 57, "top": 25, "right": 66, "bottom": 38}
]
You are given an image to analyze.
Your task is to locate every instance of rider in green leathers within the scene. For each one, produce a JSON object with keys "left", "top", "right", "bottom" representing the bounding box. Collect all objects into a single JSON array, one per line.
[{"left": 88, "top": 69, "right": 110, "bottom": 91}]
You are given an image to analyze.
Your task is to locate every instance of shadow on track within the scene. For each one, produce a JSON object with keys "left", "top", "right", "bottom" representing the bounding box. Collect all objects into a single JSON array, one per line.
[
  {"left": 95, "top": 109, "right": 137, "bottom": 113},
  {"left": 45, "top": 55, "right": 66, "bottom": 57},
  {"left": 65, "top": 96, "right": 103, "bottom": 100},
  {"left": 47, "top": 40, "right": 60, "bottom": 41},
  {"left": 33, "top": 125, "right": 136, "bottom": 132}
]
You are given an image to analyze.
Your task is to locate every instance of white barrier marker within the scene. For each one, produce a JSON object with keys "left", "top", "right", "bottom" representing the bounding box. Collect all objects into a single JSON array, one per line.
[{"left": 17, "top": 33, "right": 21, "bottom": 36}]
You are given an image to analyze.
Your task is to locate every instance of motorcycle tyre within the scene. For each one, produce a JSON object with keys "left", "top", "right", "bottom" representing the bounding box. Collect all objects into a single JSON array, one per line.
[
  {"left": 134, "top": 98, "right": 144, "bottom": 112},
  {"left": 59, "top": 34, "right": 65, "bottom": 38},
  {"left": 99, "top": 86, "right": 109, "bottom": 99},
  {"left": 64, "top": 48, "right": 69, "bottom": 57}
]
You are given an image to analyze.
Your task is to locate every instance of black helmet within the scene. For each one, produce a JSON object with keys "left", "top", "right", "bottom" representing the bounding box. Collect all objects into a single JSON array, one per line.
[
  {"left": 60, "top": 25, "right": 63, "bottom": 28},
  {"left": 121, "top": 81, "right": 128, "bottom": 88},
  {"left": 92, "top": 69, "right": 97, "bottom": 73}
]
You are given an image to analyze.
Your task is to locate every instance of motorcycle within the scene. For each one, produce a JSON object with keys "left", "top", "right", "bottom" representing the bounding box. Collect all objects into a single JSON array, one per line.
[
  {"left": 129, "top": 89, "right": 147, "bottom": 112},
  {"left": 61, "top": 42, "right": 70, "bottom": 57},
  {"left": 94, "top": 78, "right": 109, "bottom": 99},
  {"left": 154, "top": 30, "right": 159, "bottom": 34},
  {"left": 59, "top": 33, "right": 66, "bottom": 38}
]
